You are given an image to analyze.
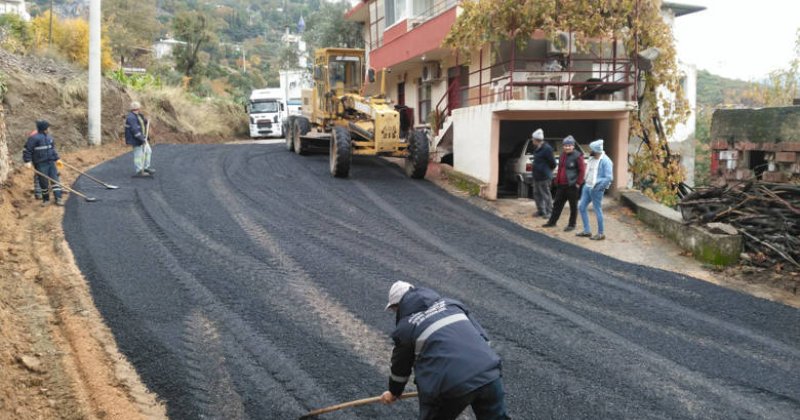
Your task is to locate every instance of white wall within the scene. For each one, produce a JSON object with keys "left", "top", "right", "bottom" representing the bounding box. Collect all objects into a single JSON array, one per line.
[{"left": 452, "top": 103, "right": 498, "bottom": 183}]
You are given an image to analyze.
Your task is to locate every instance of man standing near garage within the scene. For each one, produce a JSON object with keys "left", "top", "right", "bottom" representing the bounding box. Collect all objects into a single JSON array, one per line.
[
  {"left": 380, "top": 281, "right": 510, "bottom": 420},
  {"left": 530, "top": 128, "right": 556, "bottom": 219},
  {"left": 543, "top": 135, "right": 586, "bottom": 231}
]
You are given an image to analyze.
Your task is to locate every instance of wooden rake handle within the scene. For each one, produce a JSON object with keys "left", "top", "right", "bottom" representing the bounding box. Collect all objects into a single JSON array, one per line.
[
  {"left": 299, "top": 392, "right": 418, "bottom": 419},
  {"left": 31, "top": 167, "right": 96, "bottom": 202}
]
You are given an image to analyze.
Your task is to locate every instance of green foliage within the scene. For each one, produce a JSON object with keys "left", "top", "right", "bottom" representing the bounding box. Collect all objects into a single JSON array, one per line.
[
  {"left": 304, "top": 0, "right": 363, "bottom": 50},
  {"left": 0, "top": 13, "right": 33, "bottom": 53},
  {"left": 173, "top": 10, "right": 218, "bottom": 77},
  {"left": 109, "top": 69, "right": 163, "bottom": 91},
  {"left": 102, "top": 0, "right": 160, "bottom": 67}
]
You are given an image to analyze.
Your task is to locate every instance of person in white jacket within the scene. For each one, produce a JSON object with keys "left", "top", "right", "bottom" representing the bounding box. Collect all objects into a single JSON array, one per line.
[{"left": 576, "top": 139, "right": 613, "bottom": 240}]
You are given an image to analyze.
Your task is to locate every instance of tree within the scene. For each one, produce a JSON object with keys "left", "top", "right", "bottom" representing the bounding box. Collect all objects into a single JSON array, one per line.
[
  {"left": 30, "top": 12, "right": 114, "bottom": 69},
  {"left": 102, "top": 0, "right": 160, "bottom": 66},
  {"left": 304, "top": 0, "right": 363, "bottom": 50},
  {"left": 445, "top": 0, "right": 689, "bottom": 205},
  {"left": 0, "top": 13, "right": 33, "bottom": 54},
  {"left": 173, "top": 10, "right": 218, "bottom": 78}
]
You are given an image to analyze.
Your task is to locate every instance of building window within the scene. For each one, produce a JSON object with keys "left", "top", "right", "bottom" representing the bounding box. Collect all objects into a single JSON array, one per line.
[
  {"left": 385, "top": 0, "right": 407, "bottom": 26},
  {"left": 412, "top": 0, "right": 433, "bottom": 17},
  {"left": 418, "top": 82, "right": 431, "bottom": 123}
]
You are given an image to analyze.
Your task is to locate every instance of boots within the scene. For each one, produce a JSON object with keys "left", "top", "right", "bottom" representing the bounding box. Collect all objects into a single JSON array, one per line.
[{"left": 54, "top": 197, "right": 64, "bottom": 206}]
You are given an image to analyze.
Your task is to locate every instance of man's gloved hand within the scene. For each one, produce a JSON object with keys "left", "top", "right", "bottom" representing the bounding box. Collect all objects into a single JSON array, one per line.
[
  {"left": 24, "top": 162, "right": 32, "bottom": 169},
  {"left": 380, "top": 391, "right": 398, "bottom": 405},
  {"left": 56, "top": 160, "right": 64, "bottom": 170}
]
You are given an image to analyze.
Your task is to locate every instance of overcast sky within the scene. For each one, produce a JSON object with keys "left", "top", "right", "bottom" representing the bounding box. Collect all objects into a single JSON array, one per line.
[{"left": 672, "top": 0, "right": 800, "bottom": 81}]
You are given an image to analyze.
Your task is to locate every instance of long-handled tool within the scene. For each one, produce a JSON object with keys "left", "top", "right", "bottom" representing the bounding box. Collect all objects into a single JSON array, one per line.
[
  {"left": 31, "top": 167, "right": 98, "bottom": 202},
  {"left": 60, "top": 160, "right": 118, "bottom": 189},
  {"left": 298, "top": 392, "right": 418, "bottom": 419}
]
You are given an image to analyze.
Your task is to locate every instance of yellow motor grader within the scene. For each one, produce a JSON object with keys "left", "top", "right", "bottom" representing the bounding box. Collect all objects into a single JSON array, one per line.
[{"left": 284, "top": 48, "right": 428, "bottom": 179}]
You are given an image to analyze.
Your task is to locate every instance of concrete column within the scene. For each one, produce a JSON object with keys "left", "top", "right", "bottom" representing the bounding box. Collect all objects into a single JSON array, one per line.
[
  {"left": 611, "top": 116, "right": 629, "bottom": 189},
  {"left": 87, "top": 0, "right": 101, "bottom": 145}
]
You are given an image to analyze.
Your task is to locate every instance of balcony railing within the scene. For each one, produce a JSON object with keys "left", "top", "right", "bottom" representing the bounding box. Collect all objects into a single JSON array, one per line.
[{"left": 432, "top": 55, "right": 638, "bottom": 134}]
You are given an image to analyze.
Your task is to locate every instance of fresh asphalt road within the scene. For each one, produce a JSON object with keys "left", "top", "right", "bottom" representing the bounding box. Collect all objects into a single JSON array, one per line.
[{"left": 63, "top": 143, "right": 800, "bottom": 419}]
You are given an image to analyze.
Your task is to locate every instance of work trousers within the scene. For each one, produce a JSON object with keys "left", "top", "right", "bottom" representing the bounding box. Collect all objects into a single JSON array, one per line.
[
  {"left": 532, "top": 179, "right": 553, "bottom": 217},
  {"left": 578, "top": 185, "right": 605, "bottom": 235},
  {"left": 133, "top": 142, "right": 152, "bottom": 173},
  {"left": 548, "top": 184, "right": 581, "bottom": 227},
  {"left": 418, "top": 377, "right": 511, "bottom": 420},
  {"left": 35, "top": 161, "right": 62, "bottom": 201}
]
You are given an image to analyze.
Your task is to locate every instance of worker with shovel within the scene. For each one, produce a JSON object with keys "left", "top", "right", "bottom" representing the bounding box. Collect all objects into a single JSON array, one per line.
[
  {"left": 381, "top": 281, "right": 510, "bottom": 420},
  {"left": 125, "top": 101, "right": 155, "bottom": 177},
  {"left": 23, "top": 120, "right": 64, "bottom": 206}
]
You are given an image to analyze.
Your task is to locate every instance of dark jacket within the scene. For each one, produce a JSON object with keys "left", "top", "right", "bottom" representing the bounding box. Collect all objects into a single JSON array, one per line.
[
  {"left": 555, "top": 149, "right": 586, "bottom": 187},
  {"left": 23, "top": 132, "right": 60, "bottom": 165},
  {"left": 388, "top": 287, "right": 501, "bottom": 402},
  {"left": 532, "top": 142, "right": 556, "bottom": 181},
  {"left": 124, "top": 111, "right": 148, "bottom": 146}
]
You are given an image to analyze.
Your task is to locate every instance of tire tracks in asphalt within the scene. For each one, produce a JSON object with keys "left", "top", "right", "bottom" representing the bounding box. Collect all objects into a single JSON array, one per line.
[
  {"left": 353, "top": 179, "right": 800, "bottom": 419},
  {"left": 128, "top": 190, "right": 328, "bottom": 418}
]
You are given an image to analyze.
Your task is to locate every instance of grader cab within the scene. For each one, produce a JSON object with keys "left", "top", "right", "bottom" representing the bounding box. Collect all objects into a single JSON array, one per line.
[{"left": 284, "top": 48, "right": 428, "bottom": 179}]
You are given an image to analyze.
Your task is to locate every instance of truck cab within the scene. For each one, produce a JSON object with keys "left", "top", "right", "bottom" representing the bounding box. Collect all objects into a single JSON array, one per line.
[{"left": 247, "top": 88, "right": 285, "bottom": 138}]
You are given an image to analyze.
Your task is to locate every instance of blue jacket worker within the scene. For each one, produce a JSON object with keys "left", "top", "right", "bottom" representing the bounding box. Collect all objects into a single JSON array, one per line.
[
  {"left": 125, "top": 101, "right": 155, "bottom": 177},
  {"left": 577, "top": 139, "right": 614, "bottom": 240},
  {"left": 380, "top": 281, "right": 510, "bottom": 420},
  {"left": 23, "top": 120, "right": 64, "bottom": 206}
]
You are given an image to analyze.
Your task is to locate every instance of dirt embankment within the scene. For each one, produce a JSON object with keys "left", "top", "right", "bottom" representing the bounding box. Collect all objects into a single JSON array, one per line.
[{"left": 0, "top": 49, "right": 245, "bottom": 419}]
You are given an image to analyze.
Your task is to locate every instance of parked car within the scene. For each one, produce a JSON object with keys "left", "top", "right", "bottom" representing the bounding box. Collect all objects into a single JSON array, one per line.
[{"left": 504, "top": 139, "right": 536, "bottom": 197}]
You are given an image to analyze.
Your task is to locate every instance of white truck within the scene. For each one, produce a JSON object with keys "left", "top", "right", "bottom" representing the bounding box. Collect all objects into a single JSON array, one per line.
[{"left": 247, "top": 88, "right": 286, "bottom": 138}]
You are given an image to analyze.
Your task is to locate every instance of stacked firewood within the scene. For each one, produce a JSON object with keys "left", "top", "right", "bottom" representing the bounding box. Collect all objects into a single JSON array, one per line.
[{"left": 679, "top": 181, "right": 800, "bottom": 271}]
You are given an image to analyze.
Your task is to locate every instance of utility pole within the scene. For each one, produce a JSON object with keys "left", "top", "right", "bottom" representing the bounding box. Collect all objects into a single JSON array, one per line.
[
  {"left": 88, "top": 0, "right": 101, "bottom": 145},
  {"left": 48, "top": 0, "right": 53, "bottom": 47}
]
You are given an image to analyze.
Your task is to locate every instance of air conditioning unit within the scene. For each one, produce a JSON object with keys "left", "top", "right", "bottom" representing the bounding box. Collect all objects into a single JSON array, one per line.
[
  {"left": 547, "top": 31, "right": 576, "bottom": 55},
  {"left": 421, "top": 62, "right": 440, "bottom": 83}
]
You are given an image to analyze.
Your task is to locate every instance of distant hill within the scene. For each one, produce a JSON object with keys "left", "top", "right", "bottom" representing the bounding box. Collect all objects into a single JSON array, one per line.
[{"left": 695, "top": 69, "right": 753, "bottom": 108}]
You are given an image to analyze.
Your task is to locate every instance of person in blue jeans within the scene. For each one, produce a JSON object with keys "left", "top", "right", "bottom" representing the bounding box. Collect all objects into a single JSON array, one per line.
[
  {"left": 577, "top": 139, "right": 613, "bottom": 240},
  {"left": 381, "top": 281, "right": 510, "bottom": 420}
]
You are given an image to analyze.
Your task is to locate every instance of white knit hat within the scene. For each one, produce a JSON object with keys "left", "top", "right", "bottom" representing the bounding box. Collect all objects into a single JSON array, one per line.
[
  {"left": 385, "top": 281, "right": 414, "bottom": 310},
  {"left": 531, "top": 128, "right": 544, "bottom": 141}
]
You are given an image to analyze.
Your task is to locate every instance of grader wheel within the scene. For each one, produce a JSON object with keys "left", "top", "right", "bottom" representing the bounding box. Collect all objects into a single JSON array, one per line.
[
  {"left": 404, "top": 130, "right": 429, "bottom": 179},
  {"left": 330, "top": 126, "right": 352, "bottom": 178}
]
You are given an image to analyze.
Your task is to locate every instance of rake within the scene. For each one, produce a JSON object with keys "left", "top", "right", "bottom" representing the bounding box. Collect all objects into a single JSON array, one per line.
[
  {"left": 60, "top": 160, "right": 119, "bottom": 189},
  {"left": 32, "top": 167, "right": 98, "bottom": 202},
  {"left": 298, "top": 392, "right": 418, "bottom": 419}
]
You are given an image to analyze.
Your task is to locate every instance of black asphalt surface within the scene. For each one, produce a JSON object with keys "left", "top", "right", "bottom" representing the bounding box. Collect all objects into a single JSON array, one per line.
[{"left": 63, "top": 143, "right": 800, "bottom": 420}]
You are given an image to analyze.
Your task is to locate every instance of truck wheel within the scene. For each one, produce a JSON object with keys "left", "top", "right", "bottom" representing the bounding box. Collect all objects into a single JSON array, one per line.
[
  {"left": 330, "top": 126, "right": 351, "bottom": 178},
  {"left": 293, "top": 118, "right": 311, "bottom": 155},
  {"left": 285, "top": 117, "right": 295, "bottom": 151},
  {"left": 404, "top": 130, "right": 429, "bottom": 179}
]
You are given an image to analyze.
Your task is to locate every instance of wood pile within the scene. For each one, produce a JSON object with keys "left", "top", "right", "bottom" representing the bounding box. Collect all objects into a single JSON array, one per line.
[{"left": 678, "top": 181, "right": 800, "bottom": 271}]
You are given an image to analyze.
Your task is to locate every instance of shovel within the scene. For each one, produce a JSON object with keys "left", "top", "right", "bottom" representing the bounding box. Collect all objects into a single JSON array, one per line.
[
  {"left": 31, "top": 167, "right": 98, "bottom": 202},
  {"left": 298, "top": 392, "right": 418, "bottom": 419},
  {"left": 60, "top": 160, "right": 119, "bottom": 189}
]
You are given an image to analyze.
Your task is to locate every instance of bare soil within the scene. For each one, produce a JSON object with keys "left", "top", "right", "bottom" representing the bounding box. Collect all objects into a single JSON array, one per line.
[{"left": 0, "top": 143, "right": 167, "bottom": 419}]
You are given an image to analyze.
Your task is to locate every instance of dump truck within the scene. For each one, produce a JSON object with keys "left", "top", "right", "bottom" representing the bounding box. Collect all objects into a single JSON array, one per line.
[{"left": 284, "top": 48, "right": 428, "bottom": 178}]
